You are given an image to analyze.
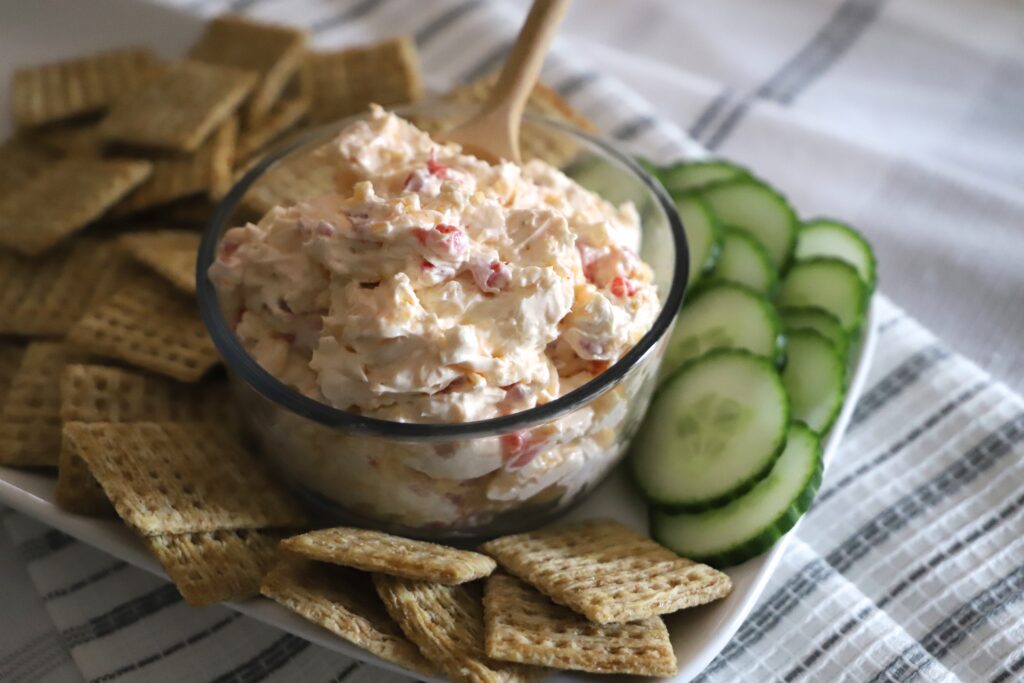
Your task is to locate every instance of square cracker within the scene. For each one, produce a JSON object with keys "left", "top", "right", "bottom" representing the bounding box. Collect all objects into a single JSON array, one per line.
[
  {"left": 60, "top": 364, "right": 237, "bottom": 426},
  {"left": 261, "top": 560, "right": 435, "bottom": 676},
  {"left": 62, "top": 420, "right": 307, "bottom": 535},
  {"left": 241, "top": 145, "right": 335, "bottom": 216},
  {"left": 0, "top": 158, "right": 152, "bottom": 255},
  {"left": 12, "top": 47, "right": 160, "bottom": 126},
  {"left": 373, "top": 574, "right": 542, "bottom": 683},
  {"left": 236, "top": 96, "right": 310, "bottom": 162},
  {"left": 147, "top": 528, "right": 284, "bottom": 606},
  {"left": 280, "top": 527, "right": 495, "bottom": 585},
  {"left": 119, "top": 230, "right": 201, "bottom": 294},
  {"left": 99, "top": 60, "right": 256, "bottom": 152},
  {"left": 28, "top": 120, "right": 105, "bottom": 157},
  {"left": 188, "top": 15, "right": 307, "bottom": 124},
  {"left": 0, "top": 342, "right": 26, "bottom": 411},
  {"left": 483, "top": 573, "right": 677, "bottom": 676},
  {"left": 57, "top": 426, "right": 114, "bottom": 516},
  {"left": 66, "top": 272, "right": 220, "bottom": 382},
  {"left": 0, "top": 342, "right": 83, "bottom": 467},
  {"left": 0, "top": 137, "right": 54, "bottom": 200},
  {"left": 306, "top": 36, "right": 422, "bottom": 125},
  {"left": 57, "top": 364, "right": 238, "bottom": 516},
  {"left": 0, "top": 239, "right": 134, "bottom": 337},
  {"left": 113, "top": 118, "right": 238, "bottom": 215},
  {"left": 479, "top": 519, "right": 732, "bottom": 624}
]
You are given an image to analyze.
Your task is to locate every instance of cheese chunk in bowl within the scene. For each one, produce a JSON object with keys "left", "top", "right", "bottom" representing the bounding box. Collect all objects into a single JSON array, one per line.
[{"left": 198, "top": 105, "right": 687, "bottom": 539}]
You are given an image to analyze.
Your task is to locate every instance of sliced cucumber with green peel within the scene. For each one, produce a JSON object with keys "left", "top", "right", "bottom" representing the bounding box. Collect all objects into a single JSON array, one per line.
[
  {"left": 659, "top": 160, "right": 750, "bottom": 193},
  {"left": 797, "top": 219, "right": 876, "bottom": 291},
  {"left": 710, "top": 226, "right": 778, "bottom": 296},
  {"left": 782, "top": 329, "right": 846, "bottom": 434},
  {"left": 777, "top": 257, "right": 867, "bottom": 334},
  {"left": 674, "top": 195, "right": 722, "bottom": 287},
  {"left": 633, "top": 350, "right": 790, "bottom": 510},
  {"left": 661, "top": 282, "right": 785, "bottom": 379},
  {"left": 651, "top": 422, "right": 822, "bottom": 567},
  {"left": 698, "top": 178, "right": 799, "bottom": 270},
  {"left": 780, "top": 306, "right": 849, "bottom": 360}
]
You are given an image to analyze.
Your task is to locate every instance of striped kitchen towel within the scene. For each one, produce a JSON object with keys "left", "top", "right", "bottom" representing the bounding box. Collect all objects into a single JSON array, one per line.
[{"left": 1, "top": 1, "right": 1022, "bottom": 682}]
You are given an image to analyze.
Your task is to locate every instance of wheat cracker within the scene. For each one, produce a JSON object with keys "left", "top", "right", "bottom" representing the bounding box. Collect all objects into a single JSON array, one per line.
[
  {"left": 99, "top": 60, "right": 255, "bottom": 152},
  {"left": 119, "top": 230, "right": 201, "bottom": 294},
  {"left": 0, "top": 158, "right": 151, "bottom": 255},
  {"left": 483, "top": 573, "right": 677, "bottom": 676},
  {"left": 188, "top": 15, "right": 307, "bottom": 125},
  {"left": 66, "top": 272, "right": 220, "bottom": 382},
  {"left": 281, "top": 527, "right": 495, "bottom": 585},
  {"left": 56, "top": 426, "right": 114, "bottom": 516},
  {"left": 479, "top": 518, "right": 732, "bottom": 624},
  {"left": 306, "top": 37, "right": 422, "bottom": 125},
  {"left": 63, "top": 420, "right": 306, "bottom": 535},
  {"left": 0, "top": 342, "right": 83, "bottom": 467},
  {"left": 0, "top": 239, "right": 135, "bottom": 337},
  {"left": 29, "top": 120, "right": 105, "bottom": 157},
  {"left": 373, "top": 574, "right": 542, "bottom": 683},
  {"left": 241, "top": 145, "right": 335, "bottom": 216},
  {"left": 12, "top": 47, "right": 160, "bottom": 126},
  {"left": 0, "top": 342, "right": 26, "bottom": 411},
  {"left": 56, "top": 364, "right": 237, "bottom": 516},
  {"left": 0, "top": 137, "right": 55, "bottom": 201},
  {"left": 114, "top": 118, "right": 238, "bottom": 215},
  {"left": 147, "top": 528, "right": 284, "bottom": 606},
  {"left": 236, "top": 96, "right": 309, "bottom": 162},
  {"left": 261, "top": 560, "right": 435, "bottom": 675}
]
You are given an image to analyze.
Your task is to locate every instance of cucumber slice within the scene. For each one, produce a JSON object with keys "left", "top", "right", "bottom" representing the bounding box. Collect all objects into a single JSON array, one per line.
[
  {"left": 661, "top": 282, "right": 785, "bottom": 379},
  {"left": 779, "top": 306, "right": 849, "bottom": 360},
  {"left": 651, "top": 422, "right": 822, "bottom": 567},
  {"left": 777, "top": 257, "right": 867, "bottom": 334},
  {"left": 782, "top": 330, "right": 846, "bottom": 434},
  {"left": 797, "top": 219, "right": 876, "bottom": 291},
  {"left": 699, "top": 178, "right": 798, "bottom": 270},
  {"left": 633, "top": 350, "right": 790, "bottom": 509},
  {"left": 674, "top": 195, "right": 722, "bottom": 287},
  {"left": 660, "top": 160, "right": 750, "bottom": 193},
  {"left": 710, "top": 226, "right": 778, "bottom": 296}
]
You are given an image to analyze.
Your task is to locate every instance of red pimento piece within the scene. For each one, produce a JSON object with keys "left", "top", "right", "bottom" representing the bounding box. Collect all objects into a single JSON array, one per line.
[
  {"left": 577, "top": 242, "right": 600, "bottom": 283},
  {"left": 427, "top": 158, "right": 449, "bottom": 178},
  {"left": 471, "top": 259, "right": 511, "bottom": 293},
  {"left": 219, "top": 240, "right": 241, "bottom": 261},
  {"left": 433, "top": 224, "right": 466, "bottom": 257},
  {"left": 500, "top": 430, "right": 542, "bottom": 470},
  {"left": 609, "top": 276, "right": 639, "bottom": 298},
  {"left": 403, "top": 171, "right": 424, "bottom": 192},
  {"left": 414, "top": 225, "right": 465, "bottom": 258}
]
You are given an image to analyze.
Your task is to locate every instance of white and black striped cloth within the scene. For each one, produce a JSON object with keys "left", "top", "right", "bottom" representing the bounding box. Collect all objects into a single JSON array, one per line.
[{"left": 3, "top": 1, "right": 1023, "bottom": 681}]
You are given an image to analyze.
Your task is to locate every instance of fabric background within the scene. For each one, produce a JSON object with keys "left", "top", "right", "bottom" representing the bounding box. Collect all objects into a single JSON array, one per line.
[{"left": 1, "top": 1, "right": 1022, "bottom": 681}]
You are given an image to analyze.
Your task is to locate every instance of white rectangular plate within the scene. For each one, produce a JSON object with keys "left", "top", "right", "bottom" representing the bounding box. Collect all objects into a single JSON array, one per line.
[{"left": 0, "top": 2, "right": 878, "bottom": 679}]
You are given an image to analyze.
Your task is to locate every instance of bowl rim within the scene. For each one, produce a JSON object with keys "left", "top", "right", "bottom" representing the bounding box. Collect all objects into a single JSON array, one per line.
[{"left": 196, "top": 106, "right": 688, "bottom": 440}]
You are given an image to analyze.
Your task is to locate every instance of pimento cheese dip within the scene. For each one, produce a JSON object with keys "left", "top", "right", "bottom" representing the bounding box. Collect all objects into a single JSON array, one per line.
[{"left": 210, "top": 106, "right": 661, "bottom": 528}]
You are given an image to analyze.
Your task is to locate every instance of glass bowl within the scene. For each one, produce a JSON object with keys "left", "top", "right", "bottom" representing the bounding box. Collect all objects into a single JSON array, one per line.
[{"left": 197, "top": 104, "right": 687, "bottom": 541}]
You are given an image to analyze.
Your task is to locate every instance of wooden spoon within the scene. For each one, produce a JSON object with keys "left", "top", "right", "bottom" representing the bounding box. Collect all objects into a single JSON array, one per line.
[{"left": 441, "top": 0, "right": 571, "bottom": 164}]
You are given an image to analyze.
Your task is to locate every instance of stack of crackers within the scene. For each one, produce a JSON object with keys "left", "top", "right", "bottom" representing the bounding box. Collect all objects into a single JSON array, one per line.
[
  {"left": 0, "top": 12, "right": 426, "bottom": 608},
  {"left": 261, "top": 519, "right": 731, "bottom": 680}
]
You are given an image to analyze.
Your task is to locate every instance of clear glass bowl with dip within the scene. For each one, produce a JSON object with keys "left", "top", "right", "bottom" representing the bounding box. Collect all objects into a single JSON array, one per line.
[{"left": 197, "top": 104, "right": 687, "bottom": 541}]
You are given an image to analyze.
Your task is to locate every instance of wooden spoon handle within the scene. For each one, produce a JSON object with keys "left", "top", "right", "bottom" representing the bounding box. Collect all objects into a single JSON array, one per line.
[{"left": 484, "top": 0, "right": 571, "bottom": 121}]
